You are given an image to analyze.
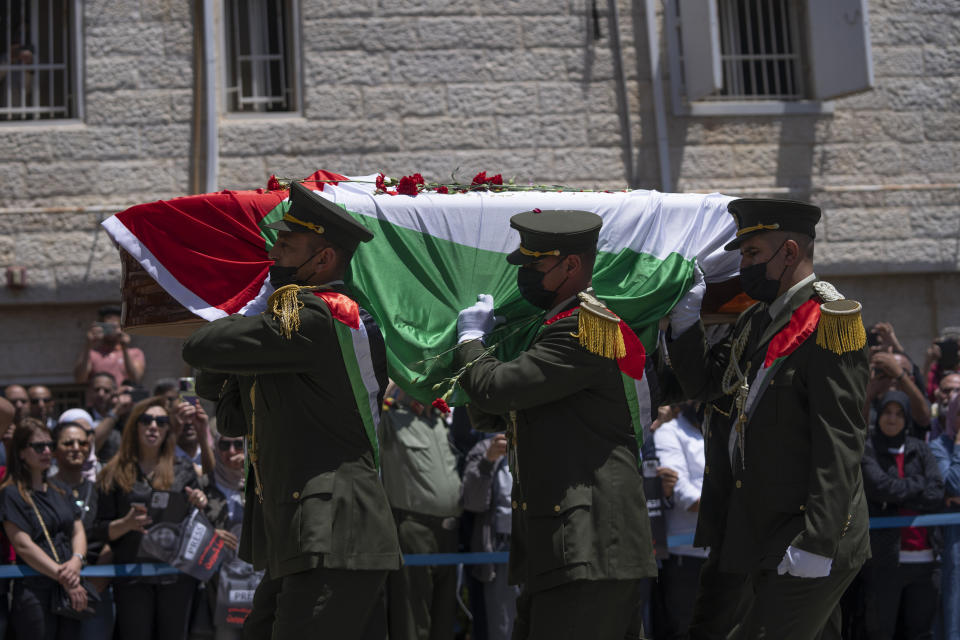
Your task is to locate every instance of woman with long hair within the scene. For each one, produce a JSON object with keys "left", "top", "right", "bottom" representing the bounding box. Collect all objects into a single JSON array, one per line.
[
  {"left": 1, "top": 417, "right": 88, "bottom": 640},
  {"left": 92, "top": 396, "right": 207, "bottom": 640}
]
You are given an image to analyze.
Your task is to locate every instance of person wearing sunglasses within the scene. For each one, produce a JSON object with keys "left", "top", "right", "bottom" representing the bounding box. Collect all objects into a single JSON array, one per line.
[
  {"left": 49, "top": 421, "right": 113, "bottom": 640},
  {"left": 1, "top": 417, "right": 88, "bottom": 639},
  {"left": 93, "top": 397, "right": 206, "bottom": 640},
  {"left": 27, "top": 386, "right": 56, "bottom": 430},
  {"left": 192, "top": 434, "right": 247, "bottom": 639}
]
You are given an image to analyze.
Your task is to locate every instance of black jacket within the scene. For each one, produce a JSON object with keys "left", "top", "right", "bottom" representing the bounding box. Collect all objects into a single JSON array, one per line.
[{"left": 861, "top": 434, "right": 944, "bottom": 566}]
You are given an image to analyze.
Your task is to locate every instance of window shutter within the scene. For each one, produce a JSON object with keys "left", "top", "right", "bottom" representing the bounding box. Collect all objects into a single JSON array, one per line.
[
  {"left": 678, "top": 0, "right": 722, "bottom": 101},
  {"left": 805, "top": 0, "right": 874, "bottom": 100}
]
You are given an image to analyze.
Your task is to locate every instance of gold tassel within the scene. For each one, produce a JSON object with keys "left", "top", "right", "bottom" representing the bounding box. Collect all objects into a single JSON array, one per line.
[
  {"left": 268, "top": 284, "right": 305, "bottom": 339},
  {"left": 573, "top": 291, "right": 626, "bottom": 360},
  {"left": 576, "top": 309, "right": 626, "bottom": 359},
  {"left": 816, "top": 299, "right": 867, "bottom": 355}
]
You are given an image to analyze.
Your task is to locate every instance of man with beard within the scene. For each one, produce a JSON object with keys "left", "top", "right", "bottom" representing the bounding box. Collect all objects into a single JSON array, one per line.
[
  {"left": 454, "top": 210, "right": 656, "bottom": 640},
  {"left": 666, "top": 199, "right": 871, "bottom": 640},
  {"left": 183, "top": 181, "right": 400, "bottom": 639}
]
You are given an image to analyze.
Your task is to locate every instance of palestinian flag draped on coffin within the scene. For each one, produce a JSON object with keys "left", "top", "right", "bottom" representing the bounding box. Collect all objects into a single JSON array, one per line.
[{"left": 102, "top": 171, "right": 741, "bottom": 402}]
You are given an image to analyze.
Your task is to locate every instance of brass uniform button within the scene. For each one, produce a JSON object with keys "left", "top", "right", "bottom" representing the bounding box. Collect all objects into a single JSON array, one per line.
[
  {"left": 554, "top": 505, "right": 561, "bottom": 513},
  {"left": 292, "top": 491, "right": 300, "bottom": 500},
  {"left": 522, "top": 502, "right": 528, "bottom": 511},
  {"left": 799, "top": 505, "right": 806, "bottom": 511},
  {"left": 704, "top": 465, "right": 709, "bottom": 475},
  {"left": 512, "top": 500, "right": 518, "bottom": 509},
  {"left": 735, "top": 480, "right": 742, "bottom": 489}
]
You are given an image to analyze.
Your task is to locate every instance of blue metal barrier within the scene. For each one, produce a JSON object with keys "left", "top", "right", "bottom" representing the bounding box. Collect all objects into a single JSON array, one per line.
[{"left": 0, "top": 512, "right": 957, "bottom": 576}]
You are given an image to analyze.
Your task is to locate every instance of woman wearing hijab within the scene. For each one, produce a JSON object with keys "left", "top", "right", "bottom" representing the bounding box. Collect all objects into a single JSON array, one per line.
[
  {"left": 861, "top": 390, "right": 944, "bottom": 640},
  {"left": 56, "top": 409, "right": 99, "bottom": 482},
  {"left": 930, "top": 391, "right": 960, "bottom": 638}
]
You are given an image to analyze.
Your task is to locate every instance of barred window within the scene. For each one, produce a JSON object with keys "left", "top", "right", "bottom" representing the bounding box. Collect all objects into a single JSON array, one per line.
[
  {"left": 223, "top": 0, "right": 298, "bottom": 114},
  {"left": 667, "top": 0, "right": 873, "bottom": 115},
  {"left": 709, "top": 0, "right": 805, "bottom": 101},
  {"left": 0, "top": 0, "right": 78, "bottom": 121}
]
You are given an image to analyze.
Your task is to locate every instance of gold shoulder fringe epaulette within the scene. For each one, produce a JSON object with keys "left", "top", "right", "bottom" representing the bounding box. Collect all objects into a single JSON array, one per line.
[
  {"left": 816, "top": 299, "right": 867, "bottom": 355},
  {"left": 267, "top": 284, "right": 317, "bottom": 339},
  {"left": 574, "top": 291, "right": 625, "bottom": 360}
]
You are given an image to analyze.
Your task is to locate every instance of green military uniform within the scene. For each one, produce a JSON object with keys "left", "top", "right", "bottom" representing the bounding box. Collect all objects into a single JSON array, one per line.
[
  {"left": 184, "top": 182, "right": 401, "bottom": 640},
  {"left": 378, "top": 394, "right": 462, "bottom": 640},
  {"left": 666, "top": 198, "right": 871, "bottom": 640},
  {"left": 457, "top": 210, "right": 657, "bottom": 640}
]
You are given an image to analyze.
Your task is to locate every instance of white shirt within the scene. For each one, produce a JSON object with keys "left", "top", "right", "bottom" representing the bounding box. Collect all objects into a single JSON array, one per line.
[{"left": 654, "top": 414, "right": 708, "bottom": 558}]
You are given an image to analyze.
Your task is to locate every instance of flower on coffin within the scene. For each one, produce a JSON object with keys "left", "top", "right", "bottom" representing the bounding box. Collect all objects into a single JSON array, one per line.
[
  {"left": 396, "top": 173, "right": 425, "bottom": 196},
  {"left": 431, "top": 397, "right": 451, "bottom": 415}
]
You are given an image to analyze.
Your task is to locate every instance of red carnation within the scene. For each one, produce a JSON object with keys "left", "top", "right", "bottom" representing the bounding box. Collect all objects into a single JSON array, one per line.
[
  {"left": 432, "top": 398, "right": 451, "bottom": 414},
  {"left": 375, "top": 172, "right": 386, "bottom": 192},
  {"left": 411, "top": 173, "right": 425, "bottom": 186},
  {"left": 489, "top": 173, "right": 503, "bottom": 185},
  {"left": 396, "top": 175, "right": 421, "bottom": 197},
  {"left": 267, "top": 174, "right": 281, "bottom": 191},
  {"left": 471, "top": 171, "right": 488, "bottom": 186},
  {"left": 436, "top": 185, "right": 449, "bottom": 194}
]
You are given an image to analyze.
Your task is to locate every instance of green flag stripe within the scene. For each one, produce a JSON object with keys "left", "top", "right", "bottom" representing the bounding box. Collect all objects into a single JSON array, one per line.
[
  {"left": 345, "top": 211, "right": 695, "bottom": 403},
  {"left": 621, "top": 373, "right": 648, "bottom": 464}
]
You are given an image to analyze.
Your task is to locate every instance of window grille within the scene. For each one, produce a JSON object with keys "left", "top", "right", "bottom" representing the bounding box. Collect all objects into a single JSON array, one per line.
[
  {"left": 224, "top": 0, "right": 296, "bottom": 113},
  {"left": 708, "top": 0, "right": 806, "bottom": 101},
  {"left": 0, "top": 0, "right": 75, "bottom": 121}
]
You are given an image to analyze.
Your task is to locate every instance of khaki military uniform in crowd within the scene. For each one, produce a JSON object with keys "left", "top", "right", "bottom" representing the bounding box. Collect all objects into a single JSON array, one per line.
[
  {"left": 378, "top": 393, "right": 462, "bottom": 640},
  {"left": 667, "top": 199, "right": 871, "bottom": 640},
  {"left": 457, "top": 210, "right": 657, "bottom": 640},
  {"left": 184, "top": 182, "right": 401, "bottom": 640}
]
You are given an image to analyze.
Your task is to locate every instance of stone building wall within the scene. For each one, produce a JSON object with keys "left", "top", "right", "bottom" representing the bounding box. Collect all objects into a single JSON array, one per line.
[{"left": 0, "top": 0, "right": 956, "bottom": 386}]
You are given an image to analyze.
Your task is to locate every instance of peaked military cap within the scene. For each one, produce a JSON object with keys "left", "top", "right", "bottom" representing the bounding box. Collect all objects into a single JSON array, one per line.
[
  {"left": 724, "top": 198, "right": 821, "bottom": 251},
  {"left": 266, "top": 181, "right": 374, "bottom": 252},
  {"left": 506, "top": 209, "right": 603, "bottom": 266}
]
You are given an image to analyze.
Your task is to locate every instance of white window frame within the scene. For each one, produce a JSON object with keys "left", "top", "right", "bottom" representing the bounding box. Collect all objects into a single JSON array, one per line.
[
  {"left": 0, "top": 0, "right": 84, "bottom": 126},
  {"left": 221, "top": 0, "right": 302, "bottom": 118},
  {"left": 664, "top": 0, "right": 833, "bottom": 117}
]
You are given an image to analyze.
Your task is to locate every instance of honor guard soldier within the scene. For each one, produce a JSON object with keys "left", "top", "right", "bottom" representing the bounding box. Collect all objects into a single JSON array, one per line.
[
  {"left": 455, "top": 210, "right": 657, "bottom": 640},
  {"left": 666, "top": 199, "right": 871, "bottom": 640},
  {"left": 183, "top": 182, "right": 401, "bottom": 639}
]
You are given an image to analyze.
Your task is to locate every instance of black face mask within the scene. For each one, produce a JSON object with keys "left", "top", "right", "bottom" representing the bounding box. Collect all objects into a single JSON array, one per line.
[
  {"left": 739, "top": 241, "right": 788, "bottom": 304},
  {"left": 269, "top": 249, "right": 323, "bottom": 289},
  {"left": 517, "top": 259, "right": 567, "bottom": 310}
]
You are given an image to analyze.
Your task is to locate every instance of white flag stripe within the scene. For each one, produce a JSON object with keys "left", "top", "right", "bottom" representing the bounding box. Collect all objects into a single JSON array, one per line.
[
  {"left": 319, "top": 178, "right": 739, "bottom": 283},
  {"left": 102, "top": 215, "right": 229, "bottom": 322},
  {"left": 348, "top": 318, "right": 383, "bottom": 434}
]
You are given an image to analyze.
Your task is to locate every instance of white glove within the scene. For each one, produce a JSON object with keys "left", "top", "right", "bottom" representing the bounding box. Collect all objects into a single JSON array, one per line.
[
  {"left": 457, "top": 294, "right": 504, "bottom": 344},
  {"left": 669, "top": 263, "right": 706, "bottom": 336},
  {"left": 776, "top": 545, "right": 833, "bottom": 578}
]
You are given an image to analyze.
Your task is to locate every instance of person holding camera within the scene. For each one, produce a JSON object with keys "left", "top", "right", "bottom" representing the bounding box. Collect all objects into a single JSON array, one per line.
[
  {"left": 924, "top": 331, "right": 960, "bottom": 393},
  {"left": 73, "top": 305, "right": 146, "bottom": 386},
  {"left": 864, "top": 347, "right": 931, "bottom": 434}
]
